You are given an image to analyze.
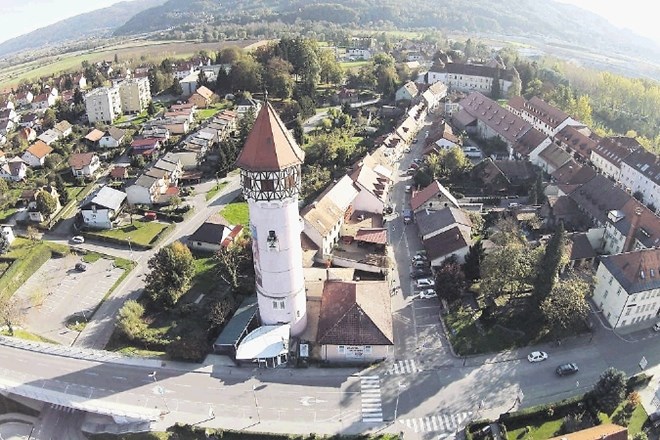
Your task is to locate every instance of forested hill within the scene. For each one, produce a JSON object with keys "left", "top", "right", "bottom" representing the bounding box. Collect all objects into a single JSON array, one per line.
[
  {"left": 114, "top": 0, "right": 660, "bottom": 62},
  {"left": 0, "top": 0, "right": 166, "bottom": 58}
]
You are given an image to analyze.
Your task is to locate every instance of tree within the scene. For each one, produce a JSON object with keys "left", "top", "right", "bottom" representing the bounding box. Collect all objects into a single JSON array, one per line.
[
  {"left": 434, "top": 257, "right": 465, "bottom": 303},
  {"left": 0, "top": 232, "right": 9, "bottom": 255},
  {"left": 0, "top": 178, "right": 8, "bottom": 194},
  {"left": 215, "top": 242, "right": 251, "bottom": 290},
  {"left": 0, "top": 295, "right": 23, "bottom": 336},
  {"left": 263, "top": 57, "right": 294, "bottom": 99},
  {"left": 533, "top": 223, "right": 568, "bottom": 305},
  {"left": 170, "top": 77, "right": 183, "bottom": 96},
  {"left": 481, "top": 241, "right": 538, "bottom": 298},
  {"left": 166, "top": 329, "right": 208, "bottom": 362},
  {"left": 228, "top": 56, "right": 263, "bottom": 93},
  {"left": 318, "top": 48, "right": 343, "bottom": 84},
  {"left": 36, "top": 190, "right": 58, "bottom": 219},
  {"left": 144, "top": 241, "right": 195, "bottom": 307},
  {"left": 297, "top": 96, "right": 316, "bottom": 119},
  {"left": 42, "top": 109, "right": 56, "bottom": 129},
  {"left": 147, "top": 101, "right": 157, "bottom": 117},
  {"left": 541, "top": 275, "right": 590, "bottom": 336},
  {"left": 116, "top": 300, "right": 147, "bottom": 341},
  {"left": 591, "top": 367, "right": 627, "bottom": 415},
  {"left": 463, "top": 241, "right": 485, "bottom": 281},
  {"left": 491, "top": 69, "right": 501, "bottom": 99},
  {"left": 55, "top": 176, "right": 69, "bottom": 206},
  {"left": 208, "top": 296, "right": 237, "bottom": 328}
]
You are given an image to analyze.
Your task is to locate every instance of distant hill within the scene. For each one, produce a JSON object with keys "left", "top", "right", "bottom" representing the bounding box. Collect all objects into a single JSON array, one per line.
[
  {"left": 114, "top": 0, "right": 660, "bottom": 63},
  {"left": 0, "top": 0, "right": 166, "bottom": 58}
]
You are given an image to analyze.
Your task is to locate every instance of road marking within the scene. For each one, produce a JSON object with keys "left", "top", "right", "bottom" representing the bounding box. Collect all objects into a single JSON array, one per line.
[
  {"left": 385, "top": 359, "right": 423, "bottom": 375},
  {"left": 399, "top": 411, "right": 472, "bottom": 433},
  {"left": 360, "top": 376, "right": 382, "bottom": 423}
]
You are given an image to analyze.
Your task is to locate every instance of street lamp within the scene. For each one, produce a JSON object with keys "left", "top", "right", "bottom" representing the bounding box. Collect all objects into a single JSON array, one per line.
[
  {"left": 127, "top": 236, "right": 133, "bottom": 259},
  {"left": 148, "top": 371, "right": 170, "bottom": 415},
  {"left": 393, "top": 381, "right": 406, "bottom": 424},
  {"left": 252, "top": 384, "right": 260, "bottom": 424}
]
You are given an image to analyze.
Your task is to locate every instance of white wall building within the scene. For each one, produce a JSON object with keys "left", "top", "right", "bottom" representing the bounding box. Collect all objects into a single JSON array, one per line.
[
  {"left": 85, "top": 86, "right": 122, "bottom": 124},
  {"left": 620, "top": 148, "right": 660, "bottom": 213},
  {"left": 592, "top": 248, "right": 660, "bottom": 329},
  {"left": 80, "top": 186, "right": 126, "bottom": 229},
  {"left": 235, "top": 102, "right": 308, "bottom": 337},
  {"left": 118, "top": 77, "right": 151, "bottom": 114}
]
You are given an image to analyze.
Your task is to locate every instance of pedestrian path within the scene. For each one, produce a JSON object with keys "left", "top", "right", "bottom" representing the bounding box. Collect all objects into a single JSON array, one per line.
[
  {"left": 385, "top": 359, "right": 423, "bottom": 375},
  {"left": 360, "top": 375, "right": 383, "bottom": 423},
  {"left": 398, "top": 411, "right": 472, "bottom": 434}
]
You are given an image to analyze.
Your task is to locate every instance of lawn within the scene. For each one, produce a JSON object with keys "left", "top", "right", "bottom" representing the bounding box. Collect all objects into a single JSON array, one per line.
[
  {"left": 90, "top": 220, "right": 171, "bottom": 247},
  {"left": 188, "top": 254, "right": 219, "bottom": 295},
  {"left": 340, "top": 60, "right": 371, "bottom": 71},
  {"left": 205, "top": 181, "right": 228, "bottom": 201},
  {"left": 196, "top": 102, "right": 231, "bottom": 120},
  {"left": 220, "top": 201, "right": 249, "bottom": 226},
  {"left": 65, "top": 186, "right": 85, "bottom": 201}
]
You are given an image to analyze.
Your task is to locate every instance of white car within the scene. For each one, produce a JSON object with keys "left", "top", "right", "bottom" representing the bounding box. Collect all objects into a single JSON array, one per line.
[
  {"left": 411, "top": 255, "right": 428, "bottom": 263},
  {"left": 653, "top": 322, "right": 660, "bottom": 332},
  {"left": 527, "top": 351, "right": 548, "bottom": 363},
  {"left": 403, "top": 147, "right": 411, "bottom": 153},
  {"left": 71, "top": 236, "right": 85, "bottom": 244},
  {"left": 415, "top": 278, "right": 435, "bottom": 288},
  {"left": 416, "top": 289, "right": 437, "bottom": 299},
  {"left": 405, "top": 185, "right": 412, "bottom": 193}
]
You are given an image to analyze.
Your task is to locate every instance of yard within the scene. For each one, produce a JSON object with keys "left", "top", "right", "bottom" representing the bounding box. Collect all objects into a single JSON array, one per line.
[
  {"left": 220, "top": 200, "right": 249, "bottom": 226},
  {"left": 88, "top": 220, "right": 172, "bottom": 247},
  {"left": 196, "top": 102, "right": 232, "bottom": 121}
]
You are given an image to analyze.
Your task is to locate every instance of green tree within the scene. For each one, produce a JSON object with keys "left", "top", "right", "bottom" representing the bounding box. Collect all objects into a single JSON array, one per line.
[
  {"left": 170, "top": 77, "right": 183, "bottom": 96},
  {"left": 491, "top": 69, "right": 501, "bottom": 99},
  {"left": 217, "top": 46, "right": 243, "bottom": 65},
  {"left": 0, "top": 232, "right": 9, "bottom": 255},
  {"left": 318, "top": 48, "right": 343, "bottom": 84},
  {"left": 0, "top": 178, "right": 8, "bottom": 194},
  {"left": 300, "top": 164, "right": 331, "bottom": 203},
  {"left": 144, "top": 241, "right": 195, "bottom": 307},
  {"left": 434, "top": 257, "right": 465, "bottom": 303},
  {"left": 116, "top": 300, "right": 147, "bottom": 341},
  {"left": 42, "top": 109, "right": 56, "bottom": 129},
  {"left": 481, "top": 241, "right": 537, "bottom": 298},
  {"left": 166, "top": 329, "right": 208, "bottom": 362},
  {"left": 148, "top": 69, "right": 165, "bottom": 94},
  {"left": 208, "top": 296, "right": 237, "bottom": 328},
  {"left": 541, "top": 275, "right": 590, "bottom": 336},
  {"left": 297, "top": 96, "right": 316, "bottom": 119},
  {"left": 147, "top": 101, "right": 157, "bottom": 117},
  {"left": 55, "top": 176, "right": 69, "bottom": 206},
  {"left": 197, "top": 70, "right": 209, "bottom": 89},
  {"left": 214, "top": 241, "right": 253, "bottom": 290},
  {"left": 533, "top": 223, "right": 568, "bottom": 305},
  {"left": 591, "top": 367, "right": 627, "bottom": 415},
  {"left": 36, "top": 190, "right": 58, "bottom": 219},
  {"left": 462, "top": 240, "right": 485, "bottom": 281},
  {"left": 263, "top": 57, "right": 294, "bottom": 99},
  {"left": 228, "top": 56, "right": 263, "bottom": 92}
]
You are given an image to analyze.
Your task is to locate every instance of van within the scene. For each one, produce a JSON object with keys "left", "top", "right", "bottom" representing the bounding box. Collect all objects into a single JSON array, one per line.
[
  {"left": 403, "top": 209, "right": 413, "bottom": 224},
  {"left": 144, "top": 211, "right": 157, "bottom": 221}
]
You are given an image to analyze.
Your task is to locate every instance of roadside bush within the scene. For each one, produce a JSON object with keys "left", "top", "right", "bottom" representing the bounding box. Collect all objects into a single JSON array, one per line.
[
  {"left": 627, "top": 373, "right": 653, "bottom": 393},
  {"left": 166, "top": 329, "right": 208, "bottom": 362}
]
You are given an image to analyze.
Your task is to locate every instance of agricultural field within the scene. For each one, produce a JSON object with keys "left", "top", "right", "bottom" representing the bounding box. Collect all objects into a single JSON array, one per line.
[{"left": 0, "top": 39, "right": 270, "bottom": 90}]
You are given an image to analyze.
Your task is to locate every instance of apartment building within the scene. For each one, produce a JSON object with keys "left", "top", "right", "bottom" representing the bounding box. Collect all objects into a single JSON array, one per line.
[
  {"left": 119, "top": 77, "right": 151, "bottom": 114},
  {"left": 85, "top": 86, "right": 121, "bottom": 124}
]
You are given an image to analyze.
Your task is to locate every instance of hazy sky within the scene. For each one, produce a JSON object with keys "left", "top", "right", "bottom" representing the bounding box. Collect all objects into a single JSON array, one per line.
[{"left": 0, "top": 0, "right": 658, "bottom": 46}]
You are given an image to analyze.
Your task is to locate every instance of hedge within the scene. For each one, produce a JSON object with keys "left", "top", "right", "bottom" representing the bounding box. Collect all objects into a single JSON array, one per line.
[{"left": 0, "top": 246, "right": 51, "bottom": 299}]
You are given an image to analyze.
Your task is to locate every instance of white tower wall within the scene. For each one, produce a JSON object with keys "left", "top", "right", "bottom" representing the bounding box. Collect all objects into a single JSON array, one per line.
[{"left": 249, "top": 196, "right": 307, "bottom": 335}]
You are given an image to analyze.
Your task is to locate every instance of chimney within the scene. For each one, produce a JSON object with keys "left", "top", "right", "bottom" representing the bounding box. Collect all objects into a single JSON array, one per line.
[{"left": 624, "top": 206, "right": 643, "bottom": 252}]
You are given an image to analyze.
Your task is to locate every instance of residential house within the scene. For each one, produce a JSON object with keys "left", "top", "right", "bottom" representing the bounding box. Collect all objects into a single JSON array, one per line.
[
  {"left": 410, "top": 181, "right": 460, "bottom": 213},
  {"left": 590, "top": 136, "right": 641, "bottom": 181},
  {"left": 125, "top": 174, "right": 160, "bottom": 205},
  {"left": 302, "top": 175, "right": 359, "bottom": 258},
  {"left": 423, "top": 225, "right": 472, "bottom": 266},
  {"left": 316, "top": 281, "right": 393, "bottom": 362},
  {"left": 619, "top": 148, "right": 660, "bottom": 213},
  {"left": 548, "top": 423, "right": 627, "bottom": 440},
  {"left": 512, "top": 127, "right": 551, "bottom": 160},
  {"left": 68, "top": 152, "right": 100, "bottom": 178},
  {"left": 507, "top": 96, "right": 579, "bottom": 137},
  {"left": 0, "top": 108, "right": 19, "bottom": 124},
  {"left": 31, "top": 93, "right": 56, "bottom": 111},
  {"left": 473, "top": 158, "right": 537, "bottom": 193},
  {"left": 350, "top": 162, "right": 389, "bottom": 214},
  {"left": 118, "top": 77, "right": 151, "bottom": 114},
  {"left": 187, "top": 86, "right": 216, "bottom": 109},
  {"left": 85, "top": 86, "right": 122, "bottom": 124},
  {"left": 18, "top": 127, "right": 37, "bottom": 143},
  {"left": 79, "top": 186, "right": 127, "bottom": 229},
  {"left": 179, "top": 71, "right": 201, "bottom": 96},
  {"left": 236, "top": 98, "right": 262, "bottom": 119},
  {"left": 532, "top": 143, "right": 573, "bottom": 174},
  {"left": 551, "top": 160, "right": 597, "bottom": 186},
  {"left": 19, "top": 113, "right": 40, "bottom": 129},
  {"left": 0, "top": 157, "right": 27, "bottom": 181},
  {"left": 84, "top": 128, "right": 105, "bottom": 146},
  {"left": 53, "top": 120, "right": 73, "bottom": 138},
  {"left": 153, "top": 153, "right": 183, "bottom": 186},
  {"left": 395, "top": 81, "right": 419, "bottom": 103},
  {"left": 567, "top": 174, "right": 631, "bottom": 228},
  {"left": 21, "top": 141, "right": 53, "bottom": 167},
  {"left": 0, "top": 119, "right": 14, "bottom": 136},
  {"left": 155, "top": 117, "right": 190, "bottom": 135},
  {"left": 187, "top": 215, "right": 244, "bottom": 253},
  {"left": 566, "top": 232, "right": 598, "bottom": 270},
  {"left": 164, "top": 109, "right": 194, "bottom": 124},
  {"left": 346, "top": 48, "right": 372, "bottom": 60},
  {"left": 141, "top": 125, "right": 170, "bottom": 141},
  {"left": 395, "top": 115, "right": 418, "bottom": 144},
  {"left": 335, "top": 88, "right": 359, "bottom": 105},
  {"left": 425, "top": 62, "right": 516, "bottom": 96},
  {"left": 99, "top": 127, "right": 126, "bottom": 148},
  {"left": 131, "top": 137, "right": 161, "bottom": 159},
  {"left": 420, "top": 81, "right": 448, "bottom": 113},
  {"left": 554, "top": 125, "right": 600, "bottom": 163},
  {"left": 37, "top": 128, "right": 61, "bottom": 145},
  {"left": 15, "top": 91, "right": 34, "bottom": 107},
  {"left": 415, "top": 207, "right": 473, "bottom": 241},
  {"left": 453, "top": 92, "right": 531, "bottom": 158},
  {"left": 602, "top": 199, "right": 660, "bottom": 255},
  {"left": 592, "top": 248, "right": 660, "bottom": 329}
]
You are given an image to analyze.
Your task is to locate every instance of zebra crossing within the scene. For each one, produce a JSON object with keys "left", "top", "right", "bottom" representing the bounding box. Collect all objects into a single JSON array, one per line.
[
  {"left": 398, "top": 411, "right": 472, "bottom": 434},
  {"left": 49, "top": 404, "right": 78, "bottom": 414},
  {"left": 385, "top": 359, "right": 423, "bottom": 375},
  {"left": 360, "top": 375, "right": 383, "bottom": 423}
]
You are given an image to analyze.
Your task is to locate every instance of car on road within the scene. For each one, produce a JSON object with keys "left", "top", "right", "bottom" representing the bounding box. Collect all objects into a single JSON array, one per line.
[
  {"left": 409, "top": 162, "right": 420, "bottom": 169},
  {"left": 415, "top": 278, "right": 435, "bottom": 288},
  {"left": 383, "top": 205, "right": 393, "bottom": 215},
  {"left": 653, "top": 322, "right": 660, "bottom": 332},
  {"left": 555, "top": 363, "right": 579, "bottom": 376},
  {"left": 413, "top": 158, "right": 424, "bottom": 165},
  {"left": 412, "top": 139, "right": 418, "bottom": 144},
  {"left": 403, "top": 209, "right": 413, "bottom": 224},
  {"left": 527, "top": 351, "right": 548, "bottom": 363},
  {"left": 406, "top": 168, "right": 416, "bottom": 176},
  {"left": 405, "top": 185, "right": 412, "bottom": 193},
  {"left": 74, "top": 263, "right": 88, "bottom": 272},
  {"left": 70, "top": 236, "right": 85, "bottom": 244},
  {"left": 416, "top": 289, "right": 437, "bottom": 299},
  {"left": 415, "top": 250, "right": 427, "bottom": 257},
  {"left": 410, "top": 268, "right": 432, "bottom": 278},
  {"left": 411, "top": 255, "right": 428, "bottom": 263},
  {"left": 412, "top": 260, "right": 430, "bottom": 269},
  {"left": 403, "top": 147, "right": 411, "bottom": 153}
]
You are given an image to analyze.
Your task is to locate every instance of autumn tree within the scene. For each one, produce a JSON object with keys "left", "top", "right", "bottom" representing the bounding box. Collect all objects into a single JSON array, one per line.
[
  {"left": 434, "top": 257, "right": 465, "bottom": 303},
  {"left": 462, "top": 240, "right": 485, "bottom": 281},
  {"left": 0, "top": 295, "right": 23, "bottom": 336},
  {"left": 144, "top": 241, "right": 195, "bottom": 307},
  {"left": 116, "top": 300, "right": 147, "bottom": 341},
  {"left": 541, "top": 274, "right": 590, "bottom": 336},
  {"left": 208, "top": 296, "right": 237, "bottom": 328},
  {"left": 214, "top": 241, "right": 251, "bottom": 290},
  {"left": 533, "top": 223, "right": 568, "bottom": 306}
]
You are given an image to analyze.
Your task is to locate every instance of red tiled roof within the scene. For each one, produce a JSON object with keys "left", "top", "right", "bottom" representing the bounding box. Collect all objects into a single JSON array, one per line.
[
  {"left": 354, "top": 228, "right": 387, "bottom": 245},
  {"left": 25, "top": 140, "right": 53, "bottom": 159},
  {"left": 84, "top": 129, "right": 105, "bottom": 142},
  {"left": 235, "top": 101, "right": 305, "bottom": 172},
  {"left": 458, "top": 92, "right": 531, "bottom": 144},
  {"left": 110, "top": 166, "right": 129, "bottom": 179},
  {"left": 131, "top": 138, "right": 160, "bottom": 149},
  {"left": 68, "top": 152, "right": 96, "bottom": 169}
]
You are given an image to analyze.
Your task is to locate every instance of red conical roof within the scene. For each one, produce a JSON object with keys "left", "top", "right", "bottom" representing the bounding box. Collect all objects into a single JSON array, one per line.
[{"left": 235, "top": 101, "right": 305, "bottom": 172}]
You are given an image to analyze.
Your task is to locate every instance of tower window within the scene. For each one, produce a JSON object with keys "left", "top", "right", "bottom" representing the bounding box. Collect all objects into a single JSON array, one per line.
[
  {"left": 260, "top": 179, "right": 274, "bottom": 191},
  {"left": 267, "top": 230, "right": 279, "bottom": 250},
  {"left": 243, "top": 175, "right": 252, "bottom": 189}
]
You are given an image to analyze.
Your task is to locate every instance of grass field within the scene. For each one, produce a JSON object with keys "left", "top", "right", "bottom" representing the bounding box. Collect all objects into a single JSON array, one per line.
[
  {"left": 0, "top": 39, "right": 270, "bottom": 90},
  {"left": 90, "top": 220, "right": 170, "bottom": 247},
  {"left": 220, "top": 201, "right": 249, "bottom": 226},
  {"left": 205, "top": 181, "right": 228, "bottom": 201}
]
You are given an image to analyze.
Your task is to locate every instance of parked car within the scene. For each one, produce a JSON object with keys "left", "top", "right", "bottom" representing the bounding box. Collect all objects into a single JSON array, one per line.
[
  {"left": 74, "top": 263, "right": 87, "bottom": 272},
  {"left": 144, "top": 211, "right": 157, "bottom": 221},
  {"left": 403, "top": 209, "right": 413, "bottom": 224},
  {"left": 653, "top": 322, "right": 660, "bottom": 332},
  {"left": 403, "top": 147, "right": 411, "bottom": 153},
  {"left": 555, "top": 363, "right": 579, "bottom": 376},
  {"left": 406, "top": 168, "right": 416, "bottom": 176},
  {"left": 413, "top": 158, "right": 424, "bottom": 165},
  {"left": 415, "top": 250, "right": 427, "bottom": 257},
  {"left": 384, "top": 205, "right": 394, "bottom": 215},
  {"left": 70, "top": 236, "right": 85, "bottom": 244},
  {"left": 527, "top": 351, "right": 548, "bottom": 363},
  {"left": 409, "top": 162, "right": 420, "bottom": 169},
  {"left": 410, "top": 268, "right": 432, "bottom": 278},
  {"left": 411, "top": 255, "right": 428, "bottom": 263},
  {"left": 416, "top": 278, "right": 435, "bottom": 288},
  {"left": 416, "top": 289, "right": 437, "bottom": 299},
  {"left": 412, "top": 139, "right": 418, "bottom": 144},
  {"left": 412, "top": 260, "right": 430, "bottom": 269}
]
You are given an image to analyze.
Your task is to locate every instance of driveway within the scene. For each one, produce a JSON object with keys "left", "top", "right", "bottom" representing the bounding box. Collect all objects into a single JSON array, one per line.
[{"left": 13, "top": 254, "right": 124, "bottom": 346}]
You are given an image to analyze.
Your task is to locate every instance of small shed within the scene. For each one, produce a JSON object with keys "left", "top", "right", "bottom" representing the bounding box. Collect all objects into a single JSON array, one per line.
[{"left": 213, "top": 295, "right": 259, "bottom": 357}]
